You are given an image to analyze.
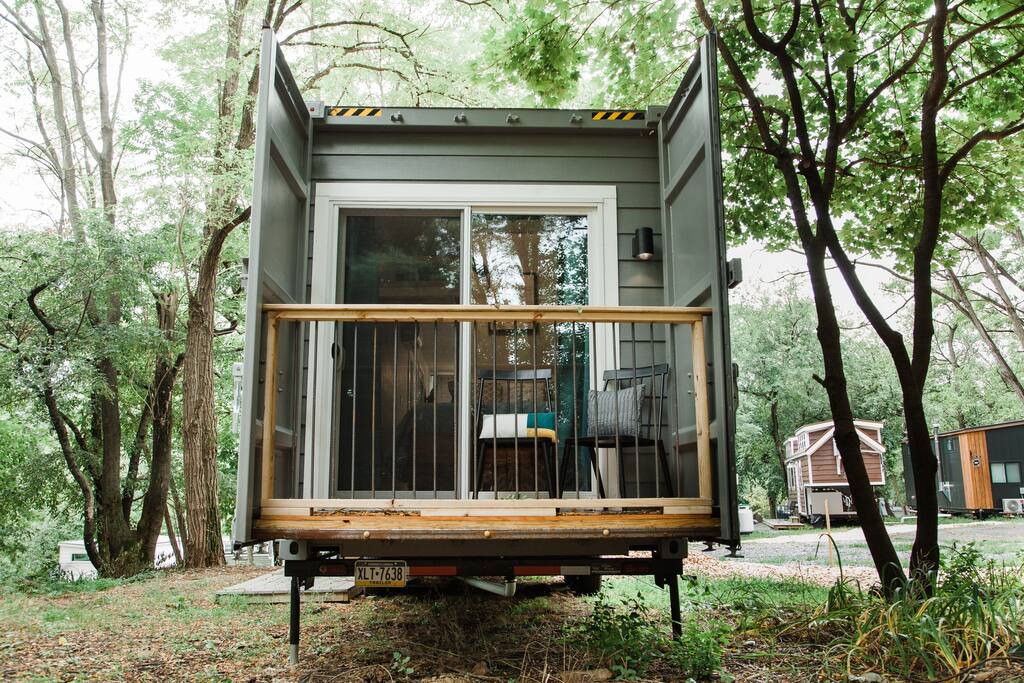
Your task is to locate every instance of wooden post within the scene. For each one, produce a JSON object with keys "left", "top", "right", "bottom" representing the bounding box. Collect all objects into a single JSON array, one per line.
[
  {"left": 261, "top": 312, "right": 280, "bottom": 505},
  {"left": 824, "top": 498, "right": 833, "bottom": 567},
  {"left": 691, "top": 319, "right": 712, "bottom": 502}
]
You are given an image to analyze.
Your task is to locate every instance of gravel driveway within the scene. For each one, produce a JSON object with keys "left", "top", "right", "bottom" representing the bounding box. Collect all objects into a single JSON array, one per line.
[{"left": 697, "top": 518, "right": 1024, "bottom": 571}]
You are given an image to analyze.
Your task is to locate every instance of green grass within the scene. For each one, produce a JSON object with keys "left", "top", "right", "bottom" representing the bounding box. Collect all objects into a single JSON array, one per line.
[
  {"left": 741, "top": 525, "right": 811, "bottom": 540},
  {"left": 1, "top": 573, "right": 141, "bottom": 597},
  {"left": 601, "top": 574, "right": 829, "bottom": 612}
]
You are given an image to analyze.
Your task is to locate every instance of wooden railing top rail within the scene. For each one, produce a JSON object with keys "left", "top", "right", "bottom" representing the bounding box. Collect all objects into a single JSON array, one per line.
[{"left": 263, "top": 303, "right": 713, "bottom": 324}]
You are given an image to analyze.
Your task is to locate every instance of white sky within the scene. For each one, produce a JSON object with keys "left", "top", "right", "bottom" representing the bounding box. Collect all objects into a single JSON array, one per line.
[{"left": 728, "top": 242, "right": 902, "bottom": 322}]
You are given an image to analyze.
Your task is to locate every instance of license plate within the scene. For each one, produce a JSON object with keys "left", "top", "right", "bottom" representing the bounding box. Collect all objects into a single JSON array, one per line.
[{"left": 354, "top": 560, "right": 408, "bottom": 588}]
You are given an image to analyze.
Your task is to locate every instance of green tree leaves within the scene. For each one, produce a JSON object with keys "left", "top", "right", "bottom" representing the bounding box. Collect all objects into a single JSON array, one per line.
[{"left": 482, "top": 3, "right": 584, "bottom": 106}]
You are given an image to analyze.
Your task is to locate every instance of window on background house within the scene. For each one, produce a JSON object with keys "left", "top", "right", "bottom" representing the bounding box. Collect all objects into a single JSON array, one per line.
[
  {"left": 992, "top": 462, "right": 1021, "bottom": 484},
  {"left": 70, "top": 553, "right": 89, "bottom": 562}
]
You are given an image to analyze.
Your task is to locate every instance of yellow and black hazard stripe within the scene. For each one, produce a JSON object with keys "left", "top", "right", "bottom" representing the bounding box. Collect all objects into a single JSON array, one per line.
[
  {"left": 326, "top": 106, "right": 382, "bottom": 117},
  {"left": 591, "top": 110, "right": 645, "bottom": 121}
]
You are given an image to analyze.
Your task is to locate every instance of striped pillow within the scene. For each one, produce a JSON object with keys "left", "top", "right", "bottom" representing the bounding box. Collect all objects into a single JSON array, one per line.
[{"left": 588, "top": 384, "right": 646, "bottom": 437}]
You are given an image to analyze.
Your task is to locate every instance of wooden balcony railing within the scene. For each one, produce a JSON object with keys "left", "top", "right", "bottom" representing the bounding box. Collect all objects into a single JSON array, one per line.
[{"left": 258, "top": 304, "right": 714, "bottom": 517}]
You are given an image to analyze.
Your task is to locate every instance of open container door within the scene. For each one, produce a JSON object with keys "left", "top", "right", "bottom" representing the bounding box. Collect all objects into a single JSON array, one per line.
[
  {"left": 658, "top": 32, "right": 739, "bottom": 544},
  {"left": 234, "top": 29, "right": 311, "bottom": 545}
]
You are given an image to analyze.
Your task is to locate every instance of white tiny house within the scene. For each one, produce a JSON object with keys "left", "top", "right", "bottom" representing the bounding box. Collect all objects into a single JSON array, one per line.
[
  {"left": 58, "top": 536, "right": 179, "bottom": 580},
  {"left": 784, "top": 420, "right": 886, "bottom": 521}
]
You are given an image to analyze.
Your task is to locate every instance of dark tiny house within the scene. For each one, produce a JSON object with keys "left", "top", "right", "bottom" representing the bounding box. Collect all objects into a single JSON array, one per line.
[
  {"left": 233, "top": 28, "right": 739, "bottom": 661},
  {"left": 903, "top": 419, "right": 1024, "bottom": 514}
]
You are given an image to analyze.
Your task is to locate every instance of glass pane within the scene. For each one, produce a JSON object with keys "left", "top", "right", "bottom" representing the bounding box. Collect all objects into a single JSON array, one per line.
[
  {"left": 470, "top": 214, "right": 591, "bottom": 494},
  {"left": 335, "top": 212, "right": 461, "bottom": 496},
  {"left": 471, "top": 214, "right": 587, "bottom": 307},
  {"left": 991, "top": 463, "right": 1006, "bottom": 484},
  {"left": 343, "top": 211, "right": 460, "bottom": 305},
  {"left": 1006, "top": 462, "right": 1021, "bottom": 483}
]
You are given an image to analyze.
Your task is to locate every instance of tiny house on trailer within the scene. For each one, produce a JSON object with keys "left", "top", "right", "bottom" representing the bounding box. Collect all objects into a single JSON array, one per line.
[
  {"left": 903, "top": 419, "right": 1024, "bottom": 515},
  {"left": 234, "top": 29, "right": 738, "bottom": 661},
  {"left": 784, "top": 420, "right": 886, "bottom": 521}
]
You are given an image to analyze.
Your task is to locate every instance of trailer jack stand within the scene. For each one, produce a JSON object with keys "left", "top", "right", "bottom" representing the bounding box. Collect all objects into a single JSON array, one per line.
[
  {"left": 668, "top": 575, "right": 682, "bottom": 639},
  {"left": 289, "top": 575, "right": 300, "bottom": 665},
  {"left": 655, "top": 574, "right": 683, "bottom": 639},
  {"left": 725, "top": 543, "right": 743, "bottom": 559}
]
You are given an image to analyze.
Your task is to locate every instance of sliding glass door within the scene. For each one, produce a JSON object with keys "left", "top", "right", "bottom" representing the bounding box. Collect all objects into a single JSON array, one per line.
[
  {"left": 310, "top": 184, "right": 617, "bottom": 500},
  {"left": 469, "top": 214, "right": 591, "bottom": 494},
  {"left": 334, "top": 211, "right": 461, "bottom": 497}
]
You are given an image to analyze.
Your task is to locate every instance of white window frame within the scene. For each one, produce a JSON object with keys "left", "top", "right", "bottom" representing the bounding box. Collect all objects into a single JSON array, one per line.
[{"left": 305, "top": 182, "right": 620, "bottom": 499}]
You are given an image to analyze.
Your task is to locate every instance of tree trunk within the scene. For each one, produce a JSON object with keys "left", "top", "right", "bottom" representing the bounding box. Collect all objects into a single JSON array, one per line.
[
  {"left": 14, "top": 0, "right": 190, "bottom": 579},
  {"left": 170, "top": 474, "right": 189, "bottom": 554},
  {"left": 768, "top": 399, "right": 788, "bottom": 487},
  {"left": 136, "top": 293, "right": 181, "bottom": 562},
  {"left": 802, "top": 238, "right": 906, "bottom": 595},
  {"left": 906, "top": 398, "right": 939, "bottom": 580},
  {"left": 943, "top": 266, "right": 1024, "bottom": 406},
  {"left": 178, "top": 0, "right": 253, "bottom": 567},
  {"left": 164, "top": 504, "right": 183, "bottom": 565},
  {"left": 180, "top": 206, "right": 249, "bottom": 567},
  {"left": 182, "top": 282, "right": 225, "bottom": 568}
]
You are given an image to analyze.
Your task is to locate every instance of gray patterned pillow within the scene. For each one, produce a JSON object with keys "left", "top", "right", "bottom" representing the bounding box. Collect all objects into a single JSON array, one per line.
[{"left": 587, "top": 384, "right": 646, "bottom": 437}]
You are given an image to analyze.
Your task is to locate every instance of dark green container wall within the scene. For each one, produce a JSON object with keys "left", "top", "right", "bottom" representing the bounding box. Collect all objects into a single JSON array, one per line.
[
  {"left": 309, "top": 130, "right": 665, "bottom": 309},
  {"left": 305, "top": 128, "right": 677, "bottom": 498},
  {"left": 939, "top": 436, "right": 966, "bottom": 509},
  {"left": 903, "top": 436, "right": 966, "bottom": 510},
  {"left": 985, "top": 425, "right": 1024, "bottom": 508}
]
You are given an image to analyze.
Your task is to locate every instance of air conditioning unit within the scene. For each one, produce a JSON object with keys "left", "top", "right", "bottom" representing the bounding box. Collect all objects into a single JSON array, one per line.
[{"left": 1003, "top": 498, "right": 1024, "bottom": 515}]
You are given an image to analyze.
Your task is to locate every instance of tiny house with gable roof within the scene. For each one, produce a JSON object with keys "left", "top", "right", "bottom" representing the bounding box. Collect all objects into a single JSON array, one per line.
[{"left": 784, "top": 420, "right": 886, "bottom": 521}]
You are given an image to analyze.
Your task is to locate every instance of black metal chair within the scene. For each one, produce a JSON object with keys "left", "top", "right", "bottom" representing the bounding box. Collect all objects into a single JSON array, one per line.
[
  {"left": 473, "top": 368, "right": 558, "bottom": 498},
  {"left": 558, "top": 364, "right": 674, "bottom": 498}
]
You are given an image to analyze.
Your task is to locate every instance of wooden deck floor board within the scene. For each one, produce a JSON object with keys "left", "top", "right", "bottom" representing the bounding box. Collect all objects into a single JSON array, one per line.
[{"left": 253, "top": 513, "right": 719, "bottom": 541}]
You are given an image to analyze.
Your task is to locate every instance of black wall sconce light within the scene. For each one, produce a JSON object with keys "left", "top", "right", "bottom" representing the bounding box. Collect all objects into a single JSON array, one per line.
[{"left": 632, "top": 226, "right": 655, "bottom": 260}]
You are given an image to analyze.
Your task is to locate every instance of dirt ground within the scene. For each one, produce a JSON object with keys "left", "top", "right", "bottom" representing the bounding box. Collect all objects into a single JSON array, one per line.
[
  {"left": 2, "top": 521, "right": 1021, "bottom": 683},
  {"left": 0, "top": 563, "right": 831, "bottom": 683}
]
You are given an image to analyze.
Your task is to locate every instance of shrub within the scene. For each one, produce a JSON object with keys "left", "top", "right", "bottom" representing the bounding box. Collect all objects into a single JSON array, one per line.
[
  {"left": 565, "top": 590, "right": 725, "bottom": 680},
  {"left": 665, "top": 618, "right": 726, "bottom": 680},
  {"left": 795, "top": 543, "right": 1024, "bottom": 680}
]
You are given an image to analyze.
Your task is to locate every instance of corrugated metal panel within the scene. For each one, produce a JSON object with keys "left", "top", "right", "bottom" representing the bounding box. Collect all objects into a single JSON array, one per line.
[{"left": 313, "top": 131, "right": 658, "bottom": 158}]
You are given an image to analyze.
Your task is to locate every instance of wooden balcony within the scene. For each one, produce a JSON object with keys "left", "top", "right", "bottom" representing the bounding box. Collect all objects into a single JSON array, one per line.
[{"left": 254, "top": 304, "right": 719, "bottom": 542}]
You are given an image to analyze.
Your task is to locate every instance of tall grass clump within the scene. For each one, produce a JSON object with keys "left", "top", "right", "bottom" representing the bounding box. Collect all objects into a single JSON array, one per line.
[
  {"left": 564, "top": 589, "right": 726, "bottom": 680},
  {"left": 801, "top": 543, "right": 1024, "bottom": 679}
]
